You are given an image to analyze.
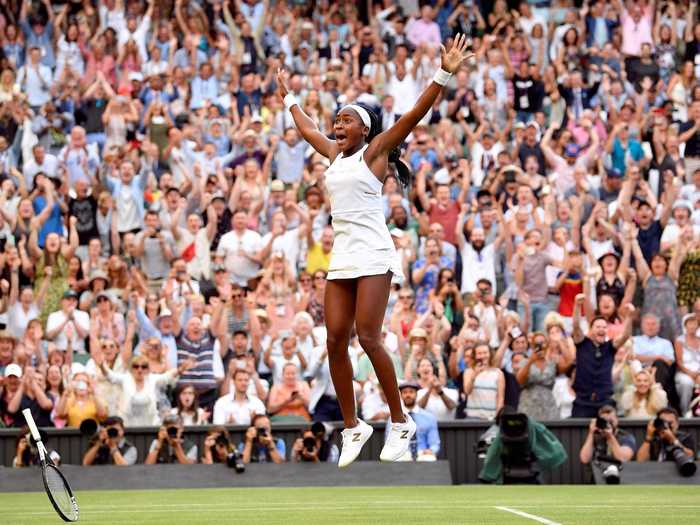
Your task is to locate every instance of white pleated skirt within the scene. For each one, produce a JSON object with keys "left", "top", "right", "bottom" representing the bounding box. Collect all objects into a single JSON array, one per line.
[{"left": 327, "top": 248, "right": 404, "bottom": 284}]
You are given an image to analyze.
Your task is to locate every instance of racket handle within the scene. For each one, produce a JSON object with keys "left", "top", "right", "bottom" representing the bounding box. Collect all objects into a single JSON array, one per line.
[{"left": 23, "top": 409, "right": 42, "bottom": 442}]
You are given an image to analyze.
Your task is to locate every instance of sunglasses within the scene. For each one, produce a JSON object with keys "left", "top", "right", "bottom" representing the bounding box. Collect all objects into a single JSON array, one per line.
[
  {"left": 231, "top": 294, "right": 243, "bottom": 299},
  {"left": 314, "top": 275, "right": 326, "bottom": 281},
  {"left": 300, "top": 277, "right": 312, "bottom": 283},
  {"left": 97, "top": 297, "right": 110, "bottom": 303},
  {"left": 132, "top": 364, "right": 149, "bottom": 370}
]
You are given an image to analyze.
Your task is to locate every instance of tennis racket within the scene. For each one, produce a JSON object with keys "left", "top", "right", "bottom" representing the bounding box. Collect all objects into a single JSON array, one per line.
[{"left": 22, "top": 408, "right": 80, "bottom": 522}]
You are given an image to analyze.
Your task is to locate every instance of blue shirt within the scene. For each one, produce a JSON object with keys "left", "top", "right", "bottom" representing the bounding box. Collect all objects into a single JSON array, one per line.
[
  {"left": 385, "top": 408, "right": 440, "bottom": 457},
  {"left": 573, "top": 338, "right": 616, "bottom": 403},
  {"left": 238, "top": 437, "right": 286, "bottom": 462},
  {"left": 611, "top": 137, "right": 644, "bottom": 175},
  {"left": 632, "top": 335, "right": 675, "bottom": 362},
  {"left": 413, "top": 256, "right": 453, "bottom": 314},
  {"left": 32, "top": 196, "right": 62, "bottom": 248}
]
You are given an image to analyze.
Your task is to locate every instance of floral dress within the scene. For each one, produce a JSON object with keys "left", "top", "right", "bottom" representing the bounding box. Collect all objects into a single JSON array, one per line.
[
  {"left": 517, "top": 360, "right": 559, "bottom": 421},
  {"left": 35, "top": 254, "right": 69, "bottom": 327},
  {"left": 643, "top": 274, "right": 681, "bottom": 342},
  {"left": 677, "top": 250, "right": 700, "bottom": 310}
]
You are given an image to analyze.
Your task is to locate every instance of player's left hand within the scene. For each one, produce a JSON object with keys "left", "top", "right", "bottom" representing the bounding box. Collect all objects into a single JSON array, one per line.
[{"left": 440, "top": 34, "right": 474, "bottom": 74}]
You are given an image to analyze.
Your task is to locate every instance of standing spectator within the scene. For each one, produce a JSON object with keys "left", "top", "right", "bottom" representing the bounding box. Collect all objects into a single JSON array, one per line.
[
  {"left": 514, "top": 228, "right": 556, "bottom": 332},
  {"left": 675, "top": 314, "right": 700, "bottom": 415},
  {"left": 416, "top": 358, "right": 458, "bottom": 421},
  {"left": 463, "top": 342, "right": 505, "bottom": 421},
  {"left": 267, "top": 362, "right": 311, "bottom": 421},
  {"left": 516, "top": 333, "right": 567, "bottom": 421},
  {"left": 212, "top": 369, "right": 265, "bottom": 426},
  {"left": 571, "top": 295, "right": 634, "bottom": 417}
]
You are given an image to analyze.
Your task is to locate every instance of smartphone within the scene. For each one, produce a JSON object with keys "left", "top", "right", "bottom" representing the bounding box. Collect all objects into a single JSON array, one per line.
[{"left": 510, "top": 327, "right": 522, "bottom": 339}]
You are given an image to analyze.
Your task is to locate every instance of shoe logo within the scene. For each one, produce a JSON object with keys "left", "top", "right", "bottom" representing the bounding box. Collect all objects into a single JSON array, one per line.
[
  {"left": 400, "top": 430, "right": 409, "bottom": 439},
  {"left": 352, "top": 433, "right": 361, "bottom": 442}
]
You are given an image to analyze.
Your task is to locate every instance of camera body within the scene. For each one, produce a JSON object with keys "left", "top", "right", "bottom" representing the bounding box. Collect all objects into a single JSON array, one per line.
[
  {"left": 212, "top": 434, "right": 245, "bottom": 474},
  {"left": 167, "top": 426, "right": 179, "bottom": 439}
]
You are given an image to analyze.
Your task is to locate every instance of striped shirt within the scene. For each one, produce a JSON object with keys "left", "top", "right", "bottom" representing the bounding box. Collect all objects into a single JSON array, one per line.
[
  {"left": 466, "top": 368, "right": 501, "bottom": 421},
  {"left": 176, "top": 330, "right": 217, "bottom": 390}
]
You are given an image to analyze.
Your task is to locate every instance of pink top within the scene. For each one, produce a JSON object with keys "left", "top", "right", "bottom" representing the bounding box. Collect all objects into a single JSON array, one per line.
[{"left": 620, "top": 8, "right": 653, "bottom": 57}]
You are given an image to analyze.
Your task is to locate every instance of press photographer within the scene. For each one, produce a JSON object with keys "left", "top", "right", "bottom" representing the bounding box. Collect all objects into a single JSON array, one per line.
[
  {"left": 144, "top": 415, "right": 198, "bottom": 465},
  {"left": 201, "top": 427, "right": 245, "bottom": 473},
  {"left": 579, "top": 405, "right": 636, "bottom": 484},
  {"left": 239, "top": 414, "right": 285, "bottom": 464},
  {"left": 82, "top": 416, "right": 137, "bottom": 466},
  {"left": 637, "top": 408, "right": 697, "bottom": 477},
  {"left": 13, "top": 426, "right": 60, "bottom": 468},
  {"left": 291, "top": 422, "right": 339, "bottom": 463}
]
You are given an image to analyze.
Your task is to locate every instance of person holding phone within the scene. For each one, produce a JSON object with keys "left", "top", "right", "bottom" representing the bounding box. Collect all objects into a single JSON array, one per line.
[
  {"left": 266, "top": 362, "right": 311, "bottom": 421},
  {"left": 463, "top": 342, "right": 505, "bottom": 421}
]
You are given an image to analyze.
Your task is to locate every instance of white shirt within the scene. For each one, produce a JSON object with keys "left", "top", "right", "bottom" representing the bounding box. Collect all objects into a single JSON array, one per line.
[
  {"left": 117, "top": 15, "right": 152, "bottom": 62},
  {"left": 17, "top": 63, "right": 52, "bottom": 107},
  {"left": 260, "top": 228, "right": 302, "bottom": 276},
  {"left": 470, "top": 141, "right": 504, "bottom": 187},
  {"left": 174, "top": 227, "right": 212, "bottom": 281},
  {"left": 217, "top": 229, "right": 263, "bottom": 286},
  {"left": 23, "top": 154, "right": 58, "bottom": 187},
  {"left": 212, "top": 393, "right": 266, "bottom": 426},
  {"left": 460, "top": 242, "right": 496, "bottom": 294},
  {"left": 45, "top": 309, "right": 90, "bottom": 353},
  {"left": 417, "top": 387, "right": 458, "bottom": 421},
  {"left": 387, "top": 74, "right": 419, "bottom": 115},
  {"left": 7, "top": 302, "right": 39, "bottom": 340}
]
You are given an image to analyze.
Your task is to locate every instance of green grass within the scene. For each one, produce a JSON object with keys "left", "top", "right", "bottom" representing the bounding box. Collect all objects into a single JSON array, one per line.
[{"left": 1, "top": 486, "right": 699, "bottom": 524}]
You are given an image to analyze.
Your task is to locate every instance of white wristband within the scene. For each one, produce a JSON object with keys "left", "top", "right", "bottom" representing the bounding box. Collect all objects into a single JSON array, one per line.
[
  {"left": 283, "top": 93, "right": 299, "bottom": 110},
  {"left": 433, "top": 68, "right": 452, "bottom": 86}
]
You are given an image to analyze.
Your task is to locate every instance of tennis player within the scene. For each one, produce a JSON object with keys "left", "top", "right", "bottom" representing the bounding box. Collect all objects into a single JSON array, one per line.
[{"left": 277, "top": 35, "right": 474, "bottom": 467}]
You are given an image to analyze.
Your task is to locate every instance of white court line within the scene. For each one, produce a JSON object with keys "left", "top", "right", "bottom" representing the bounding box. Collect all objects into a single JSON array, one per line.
[{"left": 494, "top": 506, "right": 562, "bottom": 525}]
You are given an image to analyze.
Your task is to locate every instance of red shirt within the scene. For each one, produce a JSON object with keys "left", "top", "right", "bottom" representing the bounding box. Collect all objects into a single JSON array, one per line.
[
  {"left": 558, "top": 271, "right": 583, "bottom": 317},
  {"left": 428, "top": 201, "right": 460, "bottom": 245}
]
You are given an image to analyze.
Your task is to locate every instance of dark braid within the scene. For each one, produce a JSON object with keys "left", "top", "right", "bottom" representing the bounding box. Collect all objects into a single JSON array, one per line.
[{"left": 355, "top": 102, "right": 412, "bottom": 189}]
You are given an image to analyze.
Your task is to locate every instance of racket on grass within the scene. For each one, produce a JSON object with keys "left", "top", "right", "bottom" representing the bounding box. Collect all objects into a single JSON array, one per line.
[{"left": 22, "top": 408, "right": 80, "bottom": 522}]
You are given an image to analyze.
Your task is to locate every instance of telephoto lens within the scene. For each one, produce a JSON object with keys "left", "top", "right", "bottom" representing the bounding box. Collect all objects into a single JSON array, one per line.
[
  {"left": 670, "top": 447, "right": 697, "bottom": 477},
  {"left": 303, "top": 436, "right": 316, "bottom": 452},
  {"left": 167, "top": 426, "right": 178, "bottom": 438},
  {"left": 107, "top": 427, "right": 119, "bottom": 439},
  {"left": 226, "top": 451, "right": 245, "bottom": 474}
]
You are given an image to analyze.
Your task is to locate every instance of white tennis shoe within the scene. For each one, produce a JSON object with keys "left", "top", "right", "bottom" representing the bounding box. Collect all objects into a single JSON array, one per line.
[
  {"left": 380, "top": 413, "right": 416, "bottom": 462},
  {"left": 338, "top": 419, "right": 373, "bottom": 468}
]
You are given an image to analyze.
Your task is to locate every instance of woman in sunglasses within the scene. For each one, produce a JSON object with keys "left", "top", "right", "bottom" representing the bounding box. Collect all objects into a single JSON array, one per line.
[
  {"left": 90, "top": 292, "right": 125, "bottom": 345},
  {"left": 94, "top": 349, "right": 195, "bottom": 427}
]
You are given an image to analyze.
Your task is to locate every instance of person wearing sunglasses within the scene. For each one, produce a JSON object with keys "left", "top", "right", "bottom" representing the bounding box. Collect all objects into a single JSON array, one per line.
[
  {"left": 90, "top": 292, "right": 125, "bottom": 345},
  {"left": 94, "top": 349, "right": 195, "bottom": 427}
]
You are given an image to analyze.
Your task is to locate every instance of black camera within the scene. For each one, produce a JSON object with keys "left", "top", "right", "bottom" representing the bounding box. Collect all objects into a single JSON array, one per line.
[
  {"left": 226, "top": 450, "right": 246, "bottom": 473},
  {"left": 167, "top": 426, "right": 179, "bottom": 438},
  {"left": 595, "top": 417, "right": 609, "bottom": 431},
  {"left": 668, "top": 446, "right": 697, "bottom": 478},
  {"left": 106, "top": 427, "right": 119, "bottom": 439},
  {"left": 256, "top": 427, "right": 268, "bottom": 438},
  {"left": 653, "top": 417, "right": 669, "bottom": 431},
  {"left": 303, "top": 436, "right": 317, "bottom": 453}
]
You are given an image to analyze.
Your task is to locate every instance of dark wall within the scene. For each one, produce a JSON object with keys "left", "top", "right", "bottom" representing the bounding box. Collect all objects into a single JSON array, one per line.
[{"left": 2, "top": 419, "right": 699, "bottom": 484}]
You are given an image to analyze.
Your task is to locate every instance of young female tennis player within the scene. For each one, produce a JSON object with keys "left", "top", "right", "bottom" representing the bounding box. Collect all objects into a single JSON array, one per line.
[{"left": 277, "top": 35, "right": 474, "bottom": 467}]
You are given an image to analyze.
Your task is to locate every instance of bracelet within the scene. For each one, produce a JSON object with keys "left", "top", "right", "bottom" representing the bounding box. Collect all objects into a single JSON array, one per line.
[
  {"left": 283, "top": 93, "right": 299, "bottom": 110},
  {"left": 433, "top": 68, "right": 452, "bottom": 86}
]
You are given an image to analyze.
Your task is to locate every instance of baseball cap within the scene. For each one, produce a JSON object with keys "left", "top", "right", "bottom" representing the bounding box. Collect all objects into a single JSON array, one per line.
[
  {"left": 514, "top": 121, "right": 525, "bottom": 130},
  {"left": 526, "top": 121, "right": 540, "bottom": 132},
  {"left": 398, "top": 380, "right": 420, "bottom": 391},
  {"left": 270, "top": 180, "right": 285, "bottom": 192},
  {"left": 672, "top": 200, "right": 693, "bottom": 212},
  {"left": 63, "top": 290, "right": 80, "bottom": 300},
  {"left": 250, "top": 114, "right": 263, "bottom": 123},
  {"left": 606, "top": 167, "right": 623, "bottom": 179},
  {"left": 564, "top": 143, "right": 579, "bottom": 158},
  {"left": 433, "top": 167, "right": 451, "bottom": 184},
  {"left": 4, "top": 363, "right": 22, "bottom": 378},
  {"left": 128, "top": 72, "right": 144, "bottom": 82}
]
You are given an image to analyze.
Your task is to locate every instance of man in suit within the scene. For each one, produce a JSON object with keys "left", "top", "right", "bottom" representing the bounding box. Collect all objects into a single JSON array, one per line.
[{"left": 558, "top": 72, "right": 600, "bottom": 121}]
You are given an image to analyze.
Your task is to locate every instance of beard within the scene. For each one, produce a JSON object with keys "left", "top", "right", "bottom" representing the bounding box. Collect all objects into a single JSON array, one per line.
[{"left": 472, "top": 239, "right": 485, "bottom": 251}]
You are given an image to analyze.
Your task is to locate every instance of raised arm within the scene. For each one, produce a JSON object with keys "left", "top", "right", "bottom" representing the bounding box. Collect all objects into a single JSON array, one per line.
[
  {"left": 366, "top": 35, "right": 473, "bottom": 159},
  {"left": 277, "top": 70, "right": 338, "bottom": 159}
]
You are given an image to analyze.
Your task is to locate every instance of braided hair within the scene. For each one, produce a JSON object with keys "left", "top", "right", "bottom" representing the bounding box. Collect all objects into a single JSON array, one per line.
[{"left": 354, "top": 102, "right": 412, "bottom": 189}]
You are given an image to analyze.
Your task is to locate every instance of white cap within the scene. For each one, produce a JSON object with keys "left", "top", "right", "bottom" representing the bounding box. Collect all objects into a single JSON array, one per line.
[
  {"left": 4, "top": 363, "right": 22, "bottom": 378},
  {"left": 433, "top": 167, "right": 451, "bottom": 185}
]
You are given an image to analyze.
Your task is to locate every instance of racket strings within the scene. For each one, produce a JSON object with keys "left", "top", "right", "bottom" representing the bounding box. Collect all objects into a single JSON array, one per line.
[{"left": 45, "top": 467, "right": 78, "bottom": 520}]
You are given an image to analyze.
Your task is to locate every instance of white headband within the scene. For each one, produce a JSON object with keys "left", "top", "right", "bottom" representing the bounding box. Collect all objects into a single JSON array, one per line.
[{"left": 341, "top": 104, "right": 372, "bottom": 129}]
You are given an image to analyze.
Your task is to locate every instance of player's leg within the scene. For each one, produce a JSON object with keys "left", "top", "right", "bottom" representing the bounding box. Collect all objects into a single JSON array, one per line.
[
  {"left": 324, "top": 278, "right": 359, "bottom": 427},
  {"left": 354, "top": 272, "right": 405, "bottom": 423},
  {"left": 355, "top": 272, "right": 416, "bottom": 462},
  {"left": 325, "top": 278, "right": 374, "bottom": 467}
]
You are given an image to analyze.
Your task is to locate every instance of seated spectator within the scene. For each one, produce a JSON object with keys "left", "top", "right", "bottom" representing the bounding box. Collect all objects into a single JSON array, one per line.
[
  {"left": 263, "top": 331, "right": 307, "bottom": 385},
  {"left": 463, "top": 342, "right": 505, "bottom": 421},
  {"left": 633, "top": 313, "right": 678, "bottom": 405},
  {"left": 45, "top": 290, "right": 90, "bottom": 356},
  {"left": 170, "top": 385, "right": 210, "bottom": 426},
  {"left": 82, "top": 416, "right": 137, "bottom": 466},
  {"left": 213, "top": 369, "right": 266, "bottom": 426},
  {"left": 305, "top": 343, "right": 343, "bottom": 423},
  {"left": 361, "top": 382, "right": 391, "bottom": 422},
  {"left": 674, "top": 314, "right": 700, "bottom": 415},
  {"left": 55, "top": 371, "right": 108, "bottom": 428},
  {"left": 290, "top": 423, "right": 340, "bottom": 463},
  {"left": 637, "top": 407, "right": 696, "bottom": 463},
  {"left": 145, "top": 415, "right": 197, "bottom": 465},
  {"left": 239, "top": 414, "right": 285, "bottom": 464},
  {"left": 621, "top": 369, "right": 668, "bottom": 419},
  {"left": 267, "top": 363, "right": 311, "bottom": 421},
  {"left": 416, "top": 357, "right": 457, "bottom": 421},
  {"left": 389, "top": 382, "right": 440, "bottom": 461},
  {"left": 579, "top": 404, "right": 636, "bottom": 469}
]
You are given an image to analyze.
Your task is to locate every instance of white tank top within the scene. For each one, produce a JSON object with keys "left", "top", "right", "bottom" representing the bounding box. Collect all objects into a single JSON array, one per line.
[{"left": 324, "top": 145, "right": 394, "bottom": 254}]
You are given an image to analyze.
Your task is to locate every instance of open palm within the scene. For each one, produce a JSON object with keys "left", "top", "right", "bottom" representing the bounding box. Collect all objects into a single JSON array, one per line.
[{"left": 440, "top": 34, "right": 474, "bottom": 74}]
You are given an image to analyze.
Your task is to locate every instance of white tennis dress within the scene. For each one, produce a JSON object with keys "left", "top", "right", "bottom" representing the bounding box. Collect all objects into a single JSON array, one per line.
[{"left": 324, "top": 145, "right": 404, "bottom": 283}]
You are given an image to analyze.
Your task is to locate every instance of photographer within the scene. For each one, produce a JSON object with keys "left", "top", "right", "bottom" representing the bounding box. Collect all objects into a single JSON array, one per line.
[
  {"left": 579, "top": 405, "right": 636, "bottom": 476},
  {"left": 82, "top": 416, "right": 137, "bottom": 466},
  {"left": 13, "top": 426, "right": 60, "bottom": 468},
  {"left": 239, "top": 414, "right": 285, "bottom": 464},
  {"left": 291, "top": 422, "right": 339, "bottom": 463},
  {"left": 201, "top": 427, "right": 245, "bottom": 472},
  {"left": 637, "top": 408, "right": 696, "bottom": 467},
  {"left": 144, "top": 415, "right": 198, "bottom": 465}
]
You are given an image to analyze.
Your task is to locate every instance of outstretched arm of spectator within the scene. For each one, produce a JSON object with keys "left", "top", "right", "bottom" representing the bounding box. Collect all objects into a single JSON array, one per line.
[
  {"left": 572, "top": 294, "right": 586, "bottom": 344},
  {"left": 630, "top": 234, "right": 651, "bottom": 284},
  {"left": 613, "top": 304, "right": 635, "bottom": 349}
]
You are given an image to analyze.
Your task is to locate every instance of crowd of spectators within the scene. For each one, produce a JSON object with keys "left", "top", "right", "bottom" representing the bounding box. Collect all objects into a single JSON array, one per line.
[{"left": 0, "top": 0, "right": 700, "bottom": 466}]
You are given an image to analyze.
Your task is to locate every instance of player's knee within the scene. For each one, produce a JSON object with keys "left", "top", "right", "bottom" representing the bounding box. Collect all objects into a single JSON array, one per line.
[
  {"left": 326, "top": 333, "right": 348, "bottom": 355},
  {"left": 357, "top": 332, "right": 381, "bottom": 354}
]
